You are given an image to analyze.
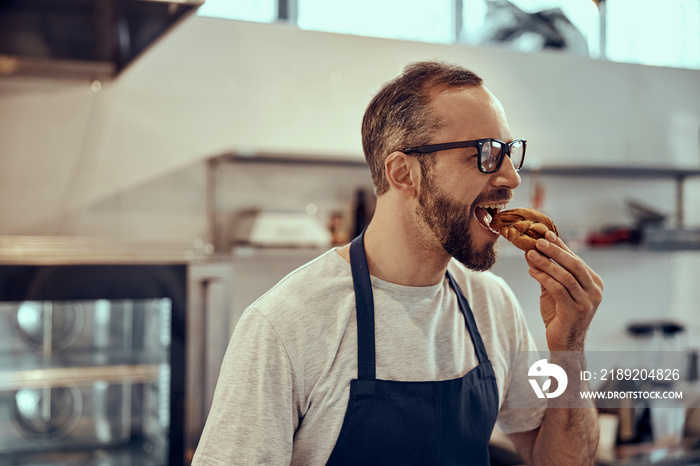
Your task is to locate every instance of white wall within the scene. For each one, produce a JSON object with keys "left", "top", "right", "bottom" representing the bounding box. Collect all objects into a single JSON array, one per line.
[
  {"left": 0, "top": 17, "right": 699, "bottom": 351},
  {"left": 1, "top": 17, "right": 699, "bottom": 237}
]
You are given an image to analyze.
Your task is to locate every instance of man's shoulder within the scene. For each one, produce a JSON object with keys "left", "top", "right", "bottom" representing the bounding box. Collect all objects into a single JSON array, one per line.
[
  {"left": 249, "top": 248, "right": 353, "bottom": 318},
  {"left": 240, "top": 248, "right": 355, "bottom": 366}
]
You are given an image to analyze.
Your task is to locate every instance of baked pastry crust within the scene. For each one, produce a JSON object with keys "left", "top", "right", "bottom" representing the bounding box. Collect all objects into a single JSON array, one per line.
[{"left": 490, "top": 208, "right": 558, "bottom": 252}]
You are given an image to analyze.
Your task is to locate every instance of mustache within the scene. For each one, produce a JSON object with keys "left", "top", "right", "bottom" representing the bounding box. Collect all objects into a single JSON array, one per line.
[{"left": 472, "top": 187, "right": 514, "bottom": 210}]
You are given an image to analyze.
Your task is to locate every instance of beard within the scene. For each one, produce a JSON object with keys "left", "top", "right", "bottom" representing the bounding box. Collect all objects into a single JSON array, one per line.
[{"left": 416, "top": 172, "right": 510, "bottom": 272}]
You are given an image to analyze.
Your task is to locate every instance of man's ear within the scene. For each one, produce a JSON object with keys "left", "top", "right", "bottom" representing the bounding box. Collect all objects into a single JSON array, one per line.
[{"left": 384, "top": 151, "right": 421, "bottom": 198}]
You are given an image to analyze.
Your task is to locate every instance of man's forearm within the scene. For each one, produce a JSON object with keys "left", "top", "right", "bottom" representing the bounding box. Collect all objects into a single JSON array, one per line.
[
  {"left": 531, "top": 402, "right": 599, "bottom": 466},
  {"left": 531, "top": 352, "right": 599, "bottom": 466}
]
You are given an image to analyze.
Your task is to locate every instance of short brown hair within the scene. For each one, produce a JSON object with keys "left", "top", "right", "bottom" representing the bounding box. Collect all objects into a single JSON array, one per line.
[{"left": 361, "top": 61, "right": 483, "bottom": 195}]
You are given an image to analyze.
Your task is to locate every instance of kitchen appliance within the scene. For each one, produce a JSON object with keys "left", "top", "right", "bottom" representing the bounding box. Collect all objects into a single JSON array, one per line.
[
  {"left": 232, "top": 209, "right": 332, "bottom": 249},
  {"left": 0, "top": 236, "right": 234, "bottom": 465}
]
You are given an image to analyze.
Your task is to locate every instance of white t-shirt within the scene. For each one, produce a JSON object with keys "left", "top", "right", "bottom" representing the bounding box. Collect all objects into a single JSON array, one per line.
[{"left": 193, "top": 249, "right": 545, "bottom": 465}]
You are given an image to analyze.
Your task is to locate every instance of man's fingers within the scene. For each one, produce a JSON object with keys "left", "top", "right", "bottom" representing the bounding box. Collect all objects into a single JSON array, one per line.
[{"left": 542, "top": 232, "right": 605, "bottom": 292}]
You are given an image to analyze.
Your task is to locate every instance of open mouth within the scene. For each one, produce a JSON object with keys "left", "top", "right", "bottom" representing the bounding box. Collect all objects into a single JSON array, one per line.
[{"left": 475, "top": 203, "right": 507, "bottom": 233}]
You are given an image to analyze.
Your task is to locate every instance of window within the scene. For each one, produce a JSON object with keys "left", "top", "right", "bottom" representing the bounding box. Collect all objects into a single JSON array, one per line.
[
  {"left": 195, "top": 0, "right": 700, "bottom": 70},
  {"left": 606, "top": 0, "right": 700, "bottom": 69},
  {"left": 196, "top": 0, "right": 276, "bottom": 23},
  {"left": 297, "top": 0, "right": 455, "bottom": 44}
]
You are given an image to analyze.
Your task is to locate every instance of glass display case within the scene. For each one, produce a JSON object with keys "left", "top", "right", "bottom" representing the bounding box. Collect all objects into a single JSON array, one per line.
[
  {"left": 0, "top": 238, "right": 235, "bottom": 465},
  {"left": 0, "top": 299, "right": 171, "bottom": 464}
]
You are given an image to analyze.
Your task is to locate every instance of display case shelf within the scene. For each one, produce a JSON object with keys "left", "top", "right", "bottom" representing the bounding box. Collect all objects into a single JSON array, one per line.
[{"left": 0, "top": 363, "right": 162, "bottom": 390}]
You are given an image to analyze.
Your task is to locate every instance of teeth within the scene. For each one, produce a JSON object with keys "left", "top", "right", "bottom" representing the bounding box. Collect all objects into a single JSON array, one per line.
[{"left": 476, "top": 203, "right": 507, "bottom": 234}]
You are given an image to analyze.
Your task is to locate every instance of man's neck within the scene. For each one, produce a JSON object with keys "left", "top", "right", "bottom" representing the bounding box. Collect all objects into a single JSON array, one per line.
[{"left": 336, "top": 201, "right": 450, "bottom": 287}]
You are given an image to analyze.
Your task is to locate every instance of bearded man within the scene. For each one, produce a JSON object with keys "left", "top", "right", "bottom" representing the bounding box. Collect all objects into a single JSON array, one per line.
[{"left": 193, "top": 61, "right": 603, "bottom": 466}]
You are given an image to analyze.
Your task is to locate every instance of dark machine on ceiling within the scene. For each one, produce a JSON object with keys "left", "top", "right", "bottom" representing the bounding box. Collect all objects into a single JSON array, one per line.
[{"left": 0, "top": 0, "right": 203, "bottom": 80}]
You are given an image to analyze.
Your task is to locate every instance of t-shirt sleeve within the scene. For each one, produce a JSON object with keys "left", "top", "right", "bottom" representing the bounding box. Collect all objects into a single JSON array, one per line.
[
  {"left": 192, "top": 307, "right": 298, "bottom": 465},
  {"left": 495, "top": 287, "right": 547, "bottom": 435}
]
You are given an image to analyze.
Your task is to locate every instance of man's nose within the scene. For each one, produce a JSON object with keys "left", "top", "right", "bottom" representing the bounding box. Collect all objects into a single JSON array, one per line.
[{"left": 492, "top": 155, "right": 521, "bottom": 189}]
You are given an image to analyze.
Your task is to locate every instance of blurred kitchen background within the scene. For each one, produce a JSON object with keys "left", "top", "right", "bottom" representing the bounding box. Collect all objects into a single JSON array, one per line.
[{"left": 0, "top": 0, "right": 699, "bottom": 464}]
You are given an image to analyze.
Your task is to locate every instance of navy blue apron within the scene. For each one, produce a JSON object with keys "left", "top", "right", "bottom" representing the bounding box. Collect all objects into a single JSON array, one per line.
[{"left": 326, "top": 231, "right": 499, "bottom": 465}]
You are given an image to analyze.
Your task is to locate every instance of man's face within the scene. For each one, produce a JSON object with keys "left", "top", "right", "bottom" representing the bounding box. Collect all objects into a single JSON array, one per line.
[{"left": 414, "top": 85, "right": 521, "bottom": 271}]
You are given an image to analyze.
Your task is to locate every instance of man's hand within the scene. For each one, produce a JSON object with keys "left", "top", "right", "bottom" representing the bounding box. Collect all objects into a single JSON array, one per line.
[
  {"left": 524, "top": 230, "right": 603, "bottom": 352},
  {"left": 511, "top": 231, "right": 603, "bottom": 465}
]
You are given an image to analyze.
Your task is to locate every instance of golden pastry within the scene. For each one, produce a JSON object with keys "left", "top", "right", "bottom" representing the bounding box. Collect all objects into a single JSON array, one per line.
[{"left": 490, "top": 208, "right": 558, "bottom": 252}]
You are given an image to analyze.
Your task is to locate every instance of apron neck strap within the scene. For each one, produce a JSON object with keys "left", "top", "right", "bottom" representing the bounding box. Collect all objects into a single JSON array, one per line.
[
  {"left": 445, "top": 271, "right": 490, "bottom": 365},
  {"left": 349, "top": 230, "right": 491, "bottom": 380},
  {"left": 350, "top": 230, "right": 376, "bottom": 380}
]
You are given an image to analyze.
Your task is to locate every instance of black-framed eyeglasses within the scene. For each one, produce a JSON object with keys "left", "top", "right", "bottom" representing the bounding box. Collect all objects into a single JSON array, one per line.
[{"left": 401, "top": 138, "right": 526, "bottom": 174}]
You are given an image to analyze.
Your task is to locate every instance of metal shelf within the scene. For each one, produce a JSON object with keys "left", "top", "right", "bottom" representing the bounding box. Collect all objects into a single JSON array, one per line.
[
  {"left": 206, "top": 151, "right": 369, "bottom": 251},
  {"left": 520, "top": 165, "right": 700, "bottom": 229},
  {"left": 520, "top": 165, "right": 700, "bottom": 179},
  {"left": 210, "top": 151, "right": 700, "bottom": 178},
  {"left": 207, "top": 151, "right": 700, "bottom": 240},
  {"left": 210, "top": 151, "right": 367, "bottom": 168}
]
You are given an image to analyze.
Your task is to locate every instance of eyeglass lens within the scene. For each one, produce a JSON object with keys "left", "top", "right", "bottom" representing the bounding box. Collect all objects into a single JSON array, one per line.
[{"left": 480, "top": 140, "right": 524, "bottom": 173}]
